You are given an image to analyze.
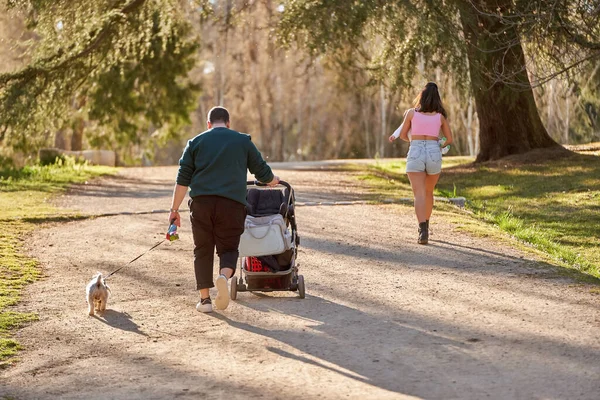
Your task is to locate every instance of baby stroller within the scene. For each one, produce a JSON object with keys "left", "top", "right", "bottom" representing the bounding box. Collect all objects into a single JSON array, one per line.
[{"left": 231, "top": 180, "right": 304, "bottom": 299}]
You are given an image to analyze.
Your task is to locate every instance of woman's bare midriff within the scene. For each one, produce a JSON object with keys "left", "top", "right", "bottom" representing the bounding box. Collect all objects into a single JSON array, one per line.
[{"left": 411, "top": 135, "right": 439, "bottom": 141}]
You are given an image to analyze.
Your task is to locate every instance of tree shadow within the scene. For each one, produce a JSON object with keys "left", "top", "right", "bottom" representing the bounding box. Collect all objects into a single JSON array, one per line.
[
  {"left": 20, "top": 215, "right": 91, "bottom": 224},
  {"left": 0, "top": 335, "right": 273, "bottom": 399},
  {"left": 430, "top": 239, "right": 600, "bottom": 284},
  {"left": 440, "top": 154, "right": 600, "bottom": 202},
  {"left": 299, "top": 231, "right": 600, "bottom": 308},
  {"left": 65, "top": 181, "right": 173, "bottom": 199},
  {"left": 210, "top": 293, "right": 600, "bottom": 399},
  {"left": 210, "top": 295, "right": 472, "bottom": 398}
]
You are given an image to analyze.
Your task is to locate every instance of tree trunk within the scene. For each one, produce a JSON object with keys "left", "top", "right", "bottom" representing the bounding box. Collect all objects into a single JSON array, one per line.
[
  {"left": 563, "top": 84, "right": 574, "bottom": 145},
  {"left": 460, "top": 97, "right": 476, "bottom": 156},
  {"left": 217, "top": 0, "right": 233, "bottom": 106},
  {"left": 54, "top": 129, "right": 68, "bottom": 150},
  {"left": 362, "top": 98, "right": 371, "bottom": 158},
  {"left": 71, "top": 118, "right": 84, "bottom": 151},
  {"left": 379, "top": 84, "right": 387, "bottom": 158},
  {"left": 459, "top": 1, "right": 559, "bottom": 162},
  {"left": 547, "top": 80, "right": 555, "bottom": 135}
]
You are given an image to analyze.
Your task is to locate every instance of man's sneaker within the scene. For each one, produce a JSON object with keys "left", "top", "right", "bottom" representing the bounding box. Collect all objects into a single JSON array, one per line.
[
  {"left": 214, "top": 274, "right": 230, "bottom": 310},
  {"left": 196, "top": 297, "right": 212, "bottom": 313}
]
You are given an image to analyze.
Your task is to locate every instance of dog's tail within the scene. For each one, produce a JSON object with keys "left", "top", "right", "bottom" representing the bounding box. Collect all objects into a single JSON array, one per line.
[{"left": 95, "top": 273, "right": 103, "bottom": 288}]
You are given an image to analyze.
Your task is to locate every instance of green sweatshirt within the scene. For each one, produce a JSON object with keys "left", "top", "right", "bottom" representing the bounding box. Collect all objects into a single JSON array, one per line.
[{"left": 176, "top": 127, "right": 274, "bottom": 205}]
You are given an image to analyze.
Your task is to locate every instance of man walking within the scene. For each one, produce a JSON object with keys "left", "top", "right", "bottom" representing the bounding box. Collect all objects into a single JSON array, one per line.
[{"left": 169, "top": 106, "right": 279, "bottom": 312}]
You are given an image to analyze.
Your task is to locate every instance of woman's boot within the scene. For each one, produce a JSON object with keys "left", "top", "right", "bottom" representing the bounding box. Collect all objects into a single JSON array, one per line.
[{"left": 418, "top": 222, "right": 429, "bottom": 244}]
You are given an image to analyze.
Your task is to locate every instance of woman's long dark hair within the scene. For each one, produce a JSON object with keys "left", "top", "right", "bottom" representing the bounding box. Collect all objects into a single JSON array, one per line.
[{"left": 413, "top": 82, "right": 447, "bottom": 118}]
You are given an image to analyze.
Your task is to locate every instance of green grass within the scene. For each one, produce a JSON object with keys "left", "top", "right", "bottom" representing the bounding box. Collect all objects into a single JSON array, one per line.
[
  {"left": 355, "top": 153, "right": 600, "bottom": 280},
  {"left": 0, "top": 158, "right": 115, "bottom": 366}
]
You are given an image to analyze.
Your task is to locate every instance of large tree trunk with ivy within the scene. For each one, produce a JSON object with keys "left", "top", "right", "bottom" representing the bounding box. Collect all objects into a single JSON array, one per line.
[{"left": 459, "top": 1, "right": 560, "bottom": 162}]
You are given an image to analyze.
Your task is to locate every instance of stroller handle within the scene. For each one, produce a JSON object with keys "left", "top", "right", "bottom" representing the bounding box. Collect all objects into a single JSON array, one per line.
[{"left": 248, "top": 180, "right": 291, "bottom": 191}]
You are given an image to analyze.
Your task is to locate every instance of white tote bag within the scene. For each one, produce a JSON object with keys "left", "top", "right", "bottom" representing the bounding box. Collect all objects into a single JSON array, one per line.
[{"left": 238, "top": 214, "right": 292, "bottom": 257}]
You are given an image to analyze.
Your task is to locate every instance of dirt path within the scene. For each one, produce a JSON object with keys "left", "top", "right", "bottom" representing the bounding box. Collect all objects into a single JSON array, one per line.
[{"left": 2, "top": 164, "right": 599, "bottom": 400}]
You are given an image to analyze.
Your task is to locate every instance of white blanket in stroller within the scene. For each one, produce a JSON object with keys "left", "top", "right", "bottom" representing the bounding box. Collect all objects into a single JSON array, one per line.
[{"left": 238, "top": 214, "right": 293, "bottom": 257}]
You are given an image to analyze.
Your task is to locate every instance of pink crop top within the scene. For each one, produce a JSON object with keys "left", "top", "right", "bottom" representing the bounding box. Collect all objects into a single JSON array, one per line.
[{"left": 411, "top": 111, "right": 442, "bottom": 137}]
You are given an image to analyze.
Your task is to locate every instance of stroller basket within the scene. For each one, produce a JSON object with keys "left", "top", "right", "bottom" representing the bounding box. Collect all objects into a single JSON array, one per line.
[{"left": 244, "top": 256, "right": 293, "bottom": 290}]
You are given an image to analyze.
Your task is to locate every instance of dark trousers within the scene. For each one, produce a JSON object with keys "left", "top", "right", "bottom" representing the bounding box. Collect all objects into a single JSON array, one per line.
[{"left": 189, "top": 195, "right": 246, "bottom": 290}]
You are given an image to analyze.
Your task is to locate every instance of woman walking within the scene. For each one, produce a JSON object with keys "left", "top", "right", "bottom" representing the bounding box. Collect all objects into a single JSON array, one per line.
[{"left": 389, "top": 82, "right": 453, "bottom": 244}]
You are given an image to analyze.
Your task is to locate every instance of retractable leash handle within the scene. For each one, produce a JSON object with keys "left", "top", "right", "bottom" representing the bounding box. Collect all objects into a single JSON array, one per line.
[{"left": 166, "top": 218, "right": 179, "bottom": 241}]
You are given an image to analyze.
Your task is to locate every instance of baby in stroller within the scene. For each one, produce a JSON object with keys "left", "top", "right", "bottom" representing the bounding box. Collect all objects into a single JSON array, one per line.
[{"left": 231, "top": 180, "right": 305, "bottom": 299}]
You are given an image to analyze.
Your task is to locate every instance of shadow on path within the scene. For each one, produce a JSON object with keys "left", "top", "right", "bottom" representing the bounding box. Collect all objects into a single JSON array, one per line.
[
  {"left": 210, "top": 293, "right": 600, "bottom": 399},
  {"left": 300, "top": 231, "right": 599, "bottom": 308}
]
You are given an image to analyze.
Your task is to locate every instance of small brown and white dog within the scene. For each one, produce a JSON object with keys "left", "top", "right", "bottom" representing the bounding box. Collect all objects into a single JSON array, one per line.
[{"left": 86, "top": 273, "right": 110, "bottom": 316}]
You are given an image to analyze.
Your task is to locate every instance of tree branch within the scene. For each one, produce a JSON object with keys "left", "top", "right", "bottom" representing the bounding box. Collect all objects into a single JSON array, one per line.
[{"left": 0, "top": 0, "right": 147, "bottom": 85}]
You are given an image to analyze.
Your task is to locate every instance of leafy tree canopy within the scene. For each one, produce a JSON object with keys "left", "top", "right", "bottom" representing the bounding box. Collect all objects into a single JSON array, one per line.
[
  {"left": 279, "top": 0, "right": 599, "bottom": 161},
  {"left": 0, "top": 0, "right": 202, "bottom": 155},
  {"left": 279, "top": 0, "right": 599, "bottom": 89},
  {"left": 279, "top": 1, "right": 466, "bottom": 90}
]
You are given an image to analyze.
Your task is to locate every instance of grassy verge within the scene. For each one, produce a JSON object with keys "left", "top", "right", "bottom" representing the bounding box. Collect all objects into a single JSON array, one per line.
[
  {"left": 0, "top": 159, "right": 116, "bottom": 366},
  {"left": 354, "top": 152, "right": 600, "bottom": 280}
]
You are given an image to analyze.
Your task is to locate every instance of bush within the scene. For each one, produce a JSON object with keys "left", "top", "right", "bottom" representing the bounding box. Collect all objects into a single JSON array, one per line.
[
  {"left": 0, "top": 154, "right": 13, "bottom": 169},
  {"left": 38, "top": 148, "right": 66, "bottom": 166}
]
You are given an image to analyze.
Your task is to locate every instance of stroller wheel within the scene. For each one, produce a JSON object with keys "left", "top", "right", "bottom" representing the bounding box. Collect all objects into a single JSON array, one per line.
[
  {"left": 231, "top": 276, "right": 238, "bottom": 300},
  {"left": 298, "top": 275, "right": 305, "bottom": 299}
]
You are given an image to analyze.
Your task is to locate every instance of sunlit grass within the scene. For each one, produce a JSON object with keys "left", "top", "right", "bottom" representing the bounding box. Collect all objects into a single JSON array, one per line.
[
  {"left": 355, "top": 154, "right": 600, "bottom": 279},
  {"left": 466, "top": 185, "right": 514, "bottom": 197},
  {"left": 0, "top": 158, "right": 115, "bottom": 192},
  {"left": 0, "top": 159, "right": 116, "bottom": 366}
]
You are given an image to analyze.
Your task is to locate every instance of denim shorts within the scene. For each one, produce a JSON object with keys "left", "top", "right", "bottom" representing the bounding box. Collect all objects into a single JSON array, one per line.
[{"left": 406, "top": 140, "right": 442, "bottom": 174}]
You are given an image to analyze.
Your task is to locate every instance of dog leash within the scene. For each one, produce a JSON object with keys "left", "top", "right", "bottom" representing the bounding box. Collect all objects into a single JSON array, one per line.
[
  {"left": 105, "top": 239, "right": 166, "bottom": 279},
  {"left": 105, "top": 219, "right": 179, "bottom": 279}
]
